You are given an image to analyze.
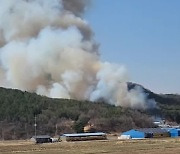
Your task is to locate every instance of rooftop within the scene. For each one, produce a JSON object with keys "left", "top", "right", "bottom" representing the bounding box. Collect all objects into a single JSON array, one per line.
[
  {"left": 32, "top": 135, "right": 51, "bottom": 139},
  {"left": 62, "top": 132, "right": 106, "bottom": 137},
  {"left": 136, "top": 128, "right": 168, "bottom": 134}
]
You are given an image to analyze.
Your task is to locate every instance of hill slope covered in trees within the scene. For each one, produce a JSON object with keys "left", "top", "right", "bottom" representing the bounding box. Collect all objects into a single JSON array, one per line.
[
  {"left": 0, "top": 83, "right": 180, "bottom": 140},
  {"left": 128, "top": 82, "right": 180, "bottom": 123}
]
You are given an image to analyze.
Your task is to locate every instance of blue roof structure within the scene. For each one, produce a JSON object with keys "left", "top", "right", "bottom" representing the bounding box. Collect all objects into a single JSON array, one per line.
[
  {"left": 122, "top": 128, "right": 170, "bottom": 139},
  {"left": 122, "top": 129, "right": 145, "bottom": 139},
  {"left": 162, "top": 128, "right": 180, "bottom": 137},
  {"left": 62, "top": 132, "right": 106, "bottom": 137}
]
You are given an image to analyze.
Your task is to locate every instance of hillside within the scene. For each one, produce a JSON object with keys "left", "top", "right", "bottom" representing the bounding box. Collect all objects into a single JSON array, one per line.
[
  {"left": 0, "top": 84, "right": 180, "bottom": 140},
  {"left": 128, "top": 82, "right": 180, "bottom": 123}
]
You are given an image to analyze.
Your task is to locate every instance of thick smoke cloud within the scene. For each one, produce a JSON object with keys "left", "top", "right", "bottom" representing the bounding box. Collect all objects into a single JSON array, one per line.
[
  {"left": 62, "top": 0, "right": 90, "bottom": 17},
  {"left": 0, "top": 0, "right": 156, "bottom": 109}
]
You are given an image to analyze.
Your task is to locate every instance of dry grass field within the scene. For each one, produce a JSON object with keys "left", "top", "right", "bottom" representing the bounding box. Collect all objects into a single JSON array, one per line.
[{"left": 0, "top": 138, "right": 180, "bottom": 154}]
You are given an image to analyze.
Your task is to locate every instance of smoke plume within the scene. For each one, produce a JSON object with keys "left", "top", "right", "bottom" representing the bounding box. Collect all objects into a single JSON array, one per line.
[{"left": 0, "top": 0, "right": 156, "bottom": 109}]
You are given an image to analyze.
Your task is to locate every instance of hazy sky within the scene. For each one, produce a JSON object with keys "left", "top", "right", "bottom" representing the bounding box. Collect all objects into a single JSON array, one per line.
[{"left": 85, "top": 0, "right": 180, "bottom": 94}]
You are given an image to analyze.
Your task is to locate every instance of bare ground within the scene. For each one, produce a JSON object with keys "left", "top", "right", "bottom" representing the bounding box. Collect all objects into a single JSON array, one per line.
[{"left": 0, "top": 138, "right": 180, "bottom": 154}]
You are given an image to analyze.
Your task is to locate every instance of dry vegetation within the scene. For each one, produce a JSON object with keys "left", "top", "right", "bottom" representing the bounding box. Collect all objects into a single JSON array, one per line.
[{"left": 1, "top": 138, "right": 180, "bottom": 154}]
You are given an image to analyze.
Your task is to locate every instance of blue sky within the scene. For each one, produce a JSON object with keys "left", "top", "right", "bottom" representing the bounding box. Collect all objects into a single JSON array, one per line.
[{"left": 85, "top": 0, "right": 180, "bottom": 94}]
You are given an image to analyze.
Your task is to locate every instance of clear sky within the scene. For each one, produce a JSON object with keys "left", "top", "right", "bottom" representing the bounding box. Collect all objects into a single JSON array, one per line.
[{"left": 85, "top": 0, "right": 180, "bottom": 94}]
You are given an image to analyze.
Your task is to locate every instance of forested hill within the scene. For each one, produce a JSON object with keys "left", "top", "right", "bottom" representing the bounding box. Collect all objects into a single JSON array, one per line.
[
  {"left": 128, "top": 82, "right": 180, "bottom": 123},
  {"left": 0, "top": 84, "right": 180, "bottom": 140},
  {"left": 129, "top": 82, "right": 180, "bottom": 103}
]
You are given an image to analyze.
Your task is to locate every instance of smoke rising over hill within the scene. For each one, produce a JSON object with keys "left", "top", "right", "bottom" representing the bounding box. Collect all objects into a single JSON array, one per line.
[{"left": 0, "top": 0, "right": 156, "bottom": 109}]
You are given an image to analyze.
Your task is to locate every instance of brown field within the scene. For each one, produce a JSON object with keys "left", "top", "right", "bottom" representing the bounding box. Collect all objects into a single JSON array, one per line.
[{"left": 0, "top": 138, "right": 180, "bottom": 154}]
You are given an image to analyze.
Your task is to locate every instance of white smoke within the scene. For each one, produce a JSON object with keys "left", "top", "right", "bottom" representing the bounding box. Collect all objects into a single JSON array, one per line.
[{"left": 0, "top": 0, "right": 156, "bottom": 109}]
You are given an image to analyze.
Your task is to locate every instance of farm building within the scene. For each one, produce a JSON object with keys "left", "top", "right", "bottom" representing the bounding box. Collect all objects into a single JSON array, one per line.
[
  {"left": 31, "top": 135, "right": 52, "bottom": 143},
  {"left": 169, "top": 129, "right": 180, "bottom": 137},
  {"left": 120, "top": 128, "right": 169, "bottom": 139},
  {"left": 61, "top": 132, "right": 107, "bottom": 142},
  {"left": 121, "top": 129, "right": 145, "bottom": 139},
  {"left": 162, "top": 128, "right": 180, "bottom": 137},
  {"left": 138, "top": 128, "right": 170, "bottom": 138}
]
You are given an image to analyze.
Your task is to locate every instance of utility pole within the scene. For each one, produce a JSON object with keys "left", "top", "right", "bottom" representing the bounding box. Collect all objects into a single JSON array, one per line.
[{"left": 34, "top": 116, "right": 37, "bottom": 137}]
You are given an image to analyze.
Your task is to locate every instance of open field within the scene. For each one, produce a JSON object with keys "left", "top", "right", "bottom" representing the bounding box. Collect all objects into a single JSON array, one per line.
[{"left": 1, "top": 138, "right": 180, "bottom": 154}]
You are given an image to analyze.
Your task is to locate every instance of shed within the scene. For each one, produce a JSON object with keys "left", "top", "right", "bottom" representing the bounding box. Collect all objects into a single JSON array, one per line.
[
  {"left": 121, "top": 129, "right": 145, "bottom": 139},
  {"left": 31, "top": 135, "right": 52, "bottom": 143},
  {"left": 169, "top": 129, "right": 179, "bottom": 137},
  {"left": 61, "top": 132, "right": 107, "bottom": 142},
  {"left": 137, "top": 128, "right": 169, "bottom": 138},
  {"left": 121, "top": 128, "right": 169, "bottom": 139},
  {"left": 162, "top": 128, "right": 180, "bottom": 137}
]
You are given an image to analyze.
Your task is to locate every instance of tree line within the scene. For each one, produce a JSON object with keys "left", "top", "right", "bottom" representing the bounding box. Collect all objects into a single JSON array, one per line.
[{"left": 0, "top": 86, "right": 180, "bottom": 140}]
